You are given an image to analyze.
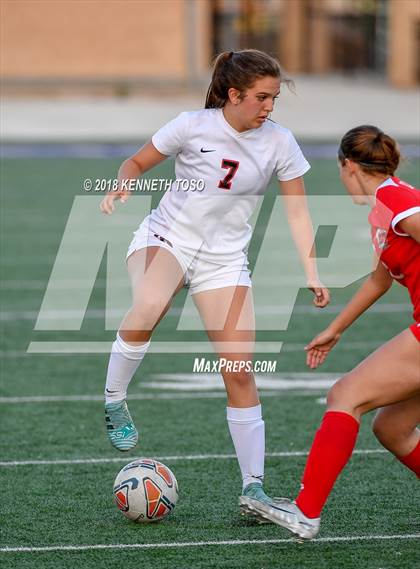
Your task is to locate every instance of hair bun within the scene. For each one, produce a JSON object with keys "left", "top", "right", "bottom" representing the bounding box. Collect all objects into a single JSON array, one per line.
[
  {"left": 338, "top": 125, "right": 400, "bottom": 176},
  {"left": 374, "top": 130, "right": 384, "bottom": 142}
]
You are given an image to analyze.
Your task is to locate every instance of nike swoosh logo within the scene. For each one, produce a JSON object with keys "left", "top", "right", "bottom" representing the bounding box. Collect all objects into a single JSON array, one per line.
[
  {"left": 106, "top": 389, "right": 118, "bottom": 393},
  {"left": 200, "top": 148, "right": 215, "bottom": 153}
]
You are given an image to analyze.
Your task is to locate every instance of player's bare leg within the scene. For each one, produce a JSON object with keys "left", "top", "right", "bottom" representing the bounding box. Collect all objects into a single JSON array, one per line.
[
  {"left": 372, "top": 394, "right": 420, "bottom": 468},
  {"left": 105, "top": 246, "right": 185, "bottom": 451},
  {"left": 193, "top": 285, "right": 258, "bottom": 406},
  {"left": 274, "top": 329, "right": 420, "bottom": 538},
  {"left": 326, "top": 329, "right": 420, "bottom": 419},
  {"left": 193, "top": 285, "right": 277, "bottom": 521},
  {"left": 121, "top": 246, "right": 186, "bottom": 342}
]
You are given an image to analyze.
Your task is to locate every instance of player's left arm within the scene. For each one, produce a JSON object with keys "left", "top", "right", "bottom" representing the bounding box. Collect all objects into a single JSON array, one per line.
[
  {"left": 305, "top": 262, "right": 393, "bottom": 368},
  {"left": 397, "top": 212, "right": 420, "bottom": 244},
  {"left": 279, "top": 176, "right": 330, "bottom": 308}
]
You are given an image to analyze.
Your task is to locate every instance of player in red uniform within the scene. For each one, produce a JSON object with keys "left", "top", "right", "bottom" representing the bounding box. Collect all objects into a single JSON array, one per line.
[{"left": 242, "top": 125, "right": 420, "bottom": 538}]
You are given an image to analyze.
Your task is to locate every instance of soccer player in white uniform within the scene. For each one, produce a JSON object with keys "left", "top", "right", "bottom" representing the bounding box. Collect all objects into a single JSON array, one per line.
[{"left": 100, "top": 50, "right": 329, "bottom": 516}]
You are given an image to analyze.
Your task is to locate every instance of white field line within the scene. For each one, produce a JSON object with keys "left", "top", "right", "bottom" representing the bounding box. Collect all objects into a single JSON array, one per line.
[
  {"left": 142, "top": 375, "right": 336, "bottom": 391},
  {"left": 0, "top": 392, "right": 239, "bottom": 403},
  {"left": 0, "top": 390, "right": 330, "bottom": 404},
  {"left": 1, "top": 534, "right": 418, "bottom": 553},
  {"left": 0, "top": 449, "right": 386, "bottom": 468},
  {"left": 141, "top": 381, "right": 334, "bottom": 391},
  {"left": 0, "top": 303, "right": 411, "bottom": 321},
  {"left": 0, "top": 391, "right": 268, "bottom": 404},
  {"left": 0, "top": 373, "right": 339, "bottom": 403}
]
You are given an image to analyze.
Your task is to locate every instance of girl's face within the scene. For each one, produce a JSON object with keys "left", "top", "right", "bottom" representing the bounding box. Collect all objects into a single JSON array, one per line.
[
  {"left": 338, "top": 159, "right": 369, "bottom": 205},
  {"left": 229, "top": 76, "right": 281, "bottom": 131}
]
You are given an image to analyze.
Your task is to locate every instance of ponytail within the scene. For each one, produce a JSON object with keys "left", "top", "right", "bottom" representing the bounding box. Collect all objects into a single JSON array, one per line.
[
  {"left": 205, "top": 52, "right": 234, "bottom": 108},
  {"left": 205, "top": 49, "right": 292, "bottom": 109}
]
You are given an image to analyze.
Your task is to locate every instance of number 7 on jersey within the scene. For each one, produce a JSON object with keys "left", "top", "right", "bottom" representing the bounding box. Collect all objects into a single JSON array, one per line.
[{"left": 218, "top": 159, "right": 239, "bottom": 190}]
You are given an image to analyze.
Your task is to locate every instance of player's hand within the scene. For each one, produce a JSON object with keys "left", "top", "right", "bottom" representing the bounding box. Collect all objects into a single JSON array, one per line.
[
  {"left": 100, "top": 189, "right": 130, "bottom": 215},
  {"left": 305, "top": 327, "right": 341, "bottom": 369},
  {"left": 307, "top": 282, "right": 330, "bottom": 308}
]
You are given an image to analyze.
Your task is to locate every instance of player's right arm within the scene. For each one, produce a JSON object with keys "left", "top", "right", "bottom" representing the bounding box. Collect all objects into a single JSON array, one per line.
[
  {"left": 305, "top": 261, "right": 393, "bottom": 368},
  {"left": 100, "top": 141, "right": 168, "bottom": 215}
]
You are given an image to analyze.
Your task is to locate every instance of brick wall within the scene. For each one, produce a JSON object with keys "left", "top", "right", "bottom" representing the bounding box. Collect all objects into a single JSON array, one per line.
[{"left": 1, "top": 0, "right": 189, "bottom": 80}]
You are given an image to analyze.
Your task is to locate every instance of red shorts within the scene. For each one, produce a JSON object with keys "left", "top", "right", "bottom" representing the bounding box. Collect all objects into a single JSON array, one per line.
[{"left": 409, "top": 322, "right": 420, "bottom": 342}]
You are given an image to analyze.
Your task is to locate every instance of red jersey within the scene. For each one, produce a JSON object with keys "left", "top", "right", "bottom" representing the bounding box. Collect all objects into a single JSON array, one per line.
[{"left": 368, "top": 176, "right": 420, "bottom": 324}]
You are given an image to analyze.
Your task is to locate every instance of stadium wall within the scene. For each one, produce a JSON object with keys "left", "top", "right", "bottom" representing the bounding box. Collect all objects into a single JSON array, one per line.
[
  {"left": 1, "top": 0, "right": 418, "bottom": 90},
  {"left": 0, "top": 0, "right": 211, "bottom": 86}
]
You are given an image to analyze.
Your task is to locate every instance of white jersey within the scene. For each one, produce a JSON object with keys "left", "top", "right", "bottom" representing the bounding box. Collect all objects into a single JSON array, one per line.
[{"left": 147, "top": 108, "right": 310, "bottom": 264}]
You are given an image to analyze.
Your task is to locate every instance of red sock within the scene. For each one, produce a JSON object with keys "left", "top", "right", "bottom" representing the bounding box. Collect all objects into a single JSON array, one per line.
[
  {"left": 397, "top": 440, "right": 420, "bottom": 478},
  {"left": 296, "top": 411, "right": 359, "bottom": 519}
]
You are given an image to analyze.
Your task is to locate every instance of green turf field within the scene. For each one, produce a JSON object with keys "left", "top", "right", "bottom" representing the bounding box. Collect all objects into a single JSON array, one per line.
[{"left": 0, "top": 154, "right": 419, "bottom": 568}]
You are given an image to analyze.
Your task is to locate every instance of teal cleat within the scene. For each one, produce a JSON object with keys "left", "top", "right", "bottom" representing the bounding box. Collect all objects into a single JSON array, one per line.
[
  {"left": 105, "top": 400, "right": 138, "bottom": 452},
  {"left": 239, "top": 482, "right": 280, "bottom": 524}
]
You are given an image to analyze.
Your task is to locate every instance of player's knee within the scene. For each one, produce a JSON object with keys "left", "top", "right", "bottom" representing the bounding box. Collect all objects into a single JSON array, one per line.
[
  {"left": 326, "top": 377, "right": 351, "bottom": 408},
  {"left": 372, "top": 414, "right": 389, "bottom": 443},
  {"left": 372, "top": 413, "right": 403, "bottom": 448},
  {"left": 326, "top": 375, "right": 363, "bottom": 414},
  {"left": 223, "top": 366, "right": 253, "bottom": 388},
  {"left": 130, "top": 297, "right": 168, "bottom": 329}
]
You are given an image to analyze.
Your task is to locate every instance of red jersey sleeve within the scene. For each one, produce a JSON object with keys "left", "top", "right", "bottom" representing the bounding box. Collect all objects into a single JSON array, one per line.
[{"left": 376, "top": 181, "right": 420, "bottom": 236}]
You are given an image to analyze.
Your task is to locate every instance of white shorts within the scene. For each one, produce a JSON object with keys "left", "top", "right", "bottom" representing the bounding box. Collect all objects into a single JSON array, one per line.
[{"left": 126, "top": 220, "right": 251, "bottom": 295}]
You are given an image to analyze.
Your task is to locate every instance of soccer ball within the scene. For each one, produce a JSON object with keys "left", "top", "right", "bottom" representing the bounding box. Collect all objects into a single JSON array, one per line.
[{"left": 113, "top": 458, "right": 178, "bottom": 523}]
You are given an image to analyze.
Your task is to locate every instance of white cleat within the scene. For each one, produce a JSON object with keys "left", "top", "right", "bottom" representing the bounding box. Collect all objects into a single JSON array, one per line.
[
  {"left": 239, "top": 483, "right": 281, "bottom": 524},
  {"left": 241, "top": 497, "right": 320, "bottom": 540}
]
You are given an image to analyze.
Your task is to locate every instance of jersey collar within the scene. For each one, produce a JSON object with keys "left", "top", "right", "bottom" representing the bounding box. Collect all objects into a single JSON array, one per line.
[
  {"left": 374, "top": 176, "right": 398, "bottom": 199},
  {"left": 217, "top": 108, "right": 258, "bottom": 138}
]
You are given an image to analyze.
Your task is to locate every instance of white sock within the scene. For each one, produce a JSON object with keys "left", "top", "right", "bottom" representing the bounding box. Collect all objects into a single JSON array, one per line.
[
  {"left": 227, "top": 404, "right": 265, "bottom": 490},
  {"left": 104, "top": 333, "right": 150, "bottom": 403}
]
